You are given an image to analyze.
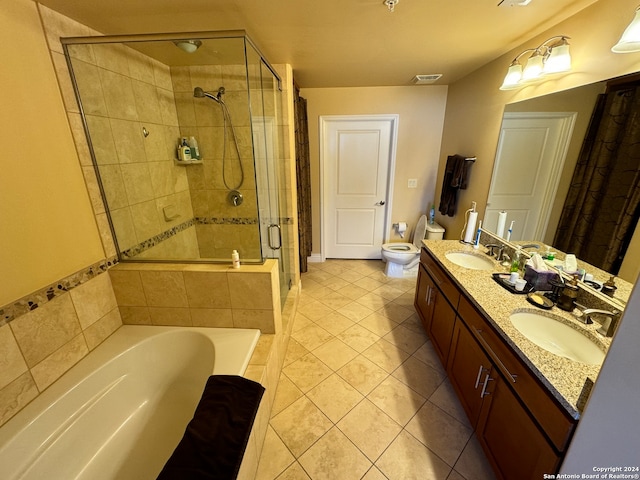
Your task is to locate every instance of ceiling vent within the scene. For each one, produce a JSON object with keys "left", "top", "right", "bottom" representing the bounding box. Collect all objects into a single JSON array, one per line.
[
  {"left": 497, "top": 0, "right": 532, "bottom": 7},
  {"left": 412, "top": 74, "right": 443, "bottom": 85}
]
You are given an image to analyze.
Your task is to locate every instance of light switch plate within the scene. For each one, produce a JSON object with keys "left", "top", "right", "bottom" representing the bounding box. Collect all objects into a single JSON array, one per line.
[{"left": 408, "top": 178, "right": 418, "bottom": 188}]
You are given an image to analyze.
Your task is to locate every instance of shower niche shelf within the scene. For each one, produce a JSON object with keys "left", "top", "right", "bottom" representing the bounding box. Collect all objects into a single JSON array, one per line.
[{"left": 174, "top": 159, "right": 204, "bottom": 166}]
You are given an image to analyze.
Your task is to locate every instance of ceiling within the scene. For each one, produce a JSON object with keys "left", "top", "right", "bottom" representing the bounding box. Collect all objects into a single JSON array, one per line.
[{"left": 37, "top": 0, "right": 598, "bottom": 88}]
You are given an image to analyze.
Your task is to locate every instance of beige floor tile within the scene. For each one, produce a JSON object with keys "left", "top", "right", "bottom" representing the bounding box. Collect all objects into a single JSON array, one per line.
[
  {"left": 356, "top": 292, "right": 392, "bottom": 311},
  {"left": 338, "top": 283, "right": 369, "bottom": 301},
  {"left": 283, "top": 353, "right": 333, "bottom": 393},
  {"left": 307, "top": 374, "right": 363, "bottom": 423},
  {"left": 446, "top": 470, "right": 467, "bottom": 480},
  {"left": 272, "top": 374, "right": 305, "bottom": 417},
  {"left": 359, "top": 312, "right": 399, "bottom": 337},
  {"left": 390, "top": 292, "right": 415, "bottom": 308},
  {"left": 392, "top": 355, "right": 446, "bottom": 399},
  {"left": 405, "top": 402, "right": 473, "bottom": 466},
  {"left": 337, "top": 270, "right": 366, "bottom": 284},
  {"left": 302, "top": 285, "right": 334, "bottom": 300},
  {"left": 291, "top": 324, "right": 333, "bottom": 352},
  {"left": 291, "top": 313, "right": 315, "bottom": 333},
  {"left": 366, "top": 270, "right": 392, "bottom": 284},
  {"left": 322, "top": 277, "right": 351, "bottom": 292},
  {"left": 372, "top": 284, "right": 406, "bottom": 301},
  {"left": 429, "top": 379, "right": 471, "bottom": 428},
  {"left": 318, "top": 291, "right": 353, "bottom": 310},
  {"left": 304, "top": 271, "right": 335, "bottom": 285},
  {"left": 383, "top": 324, "right": 427, "bottom": 354},
  {"left": 400, "top": 312, "right": 426, "bottom": 334},
  {"left": 312, "top": 338, "right": 359, "bottom": 371},
  {"left": 376, "top": 430, "right": 451, "bottom": 480},
  {"left": 337, "top": 302, "right": 375, "bottom": 322},
  {"left": 337, "top": 324, "right": 381, "bottom": 353},
  {"left": 276, "top": 461, "right": 311, "bottom": 480},
  {"left": 454, "top": 435, "right": 497, "bottom": 480},
  {"left": 298, "top": 427, "right": 372, "bottom": 480},
  {"left": 361, "top": 339, "right": 410, "bottom": 374},
  {"left": 412, "top": 340, "right": 447, "bottom": 375},
  {"left": 362, "top": 466, "right": 389, "bottom": 480},
  {"left": 337, "top": 355, "right": 389, "bottom": 396},
  {"left": 321, "top": 263, "right": 351, "bottom": 276},
  {"left": 367, "top": 375, "right": 426, "bottom": 426},
  {"left": 314, "top": 311, "right": 355, "bottom": 336},
  {"left": 337, "top": 398, "right": 402, "bottom": 462},
  {"left": 377, "top": 303, "right": 415, "bottom": 323},
  {"left": 256, "top": 426, "right": 295, "bottom": 480},
  {"left": 296, "top": 300, "right": 335, "bottom": 322},
  {"left": 271, "top": 396, "right": 334, "bottom": 458},
  {"left": 283, "top": 338, "right": 310, "bottom": 367}
]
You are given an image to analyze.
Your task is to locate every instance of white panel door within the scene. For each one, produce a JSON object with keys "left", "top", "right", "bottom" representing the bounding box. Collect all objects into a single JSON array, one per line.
[
  {"left": 485, "top": 112, "right": 575, "bottom": 241},
  {"left": 321, "top": 115, "right": 398, "bottom": 259}
]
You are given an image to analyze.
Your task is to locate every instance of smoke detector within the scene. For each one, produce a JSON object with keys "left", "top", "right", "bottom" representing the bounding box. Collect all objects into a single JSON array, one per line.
[
  {"left": 412, "top": 74, "right": 443, "bottom": 85},
  {"left": 498, "top": 0, "right": 532, "bottom": 6}
]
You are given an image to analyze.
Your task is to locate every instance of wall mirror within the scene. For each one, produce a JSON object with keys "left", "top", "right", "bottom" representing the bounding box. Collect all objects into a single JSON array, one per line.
[{"left": 483, "top": 73, "right": 640, "bottom": 308}]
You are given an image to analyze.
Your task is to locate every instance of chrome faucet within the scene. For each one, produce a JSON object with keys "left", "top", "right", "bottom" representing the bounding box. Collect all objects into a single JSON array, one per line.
[{"left": 574, "top": 305, "right": 621, "bottom": 337}]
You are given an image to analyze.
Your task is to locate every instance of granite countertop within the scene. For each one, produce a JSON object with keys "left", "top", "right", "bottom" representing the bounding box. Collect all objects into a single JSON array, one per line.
[{"left": 422, "top": 239, "right": 613, "bottom": 419}]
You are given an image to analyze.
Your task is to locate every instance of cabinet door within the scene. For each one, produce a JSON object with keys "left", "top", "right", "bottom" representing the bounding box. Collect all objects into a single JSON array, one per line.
[
  {"left": 414, "top": 264, "right": 435, "bottom": 332},
  {"left": 429, "top": 287, "right": 456, "bottom": 365},
  {"left": 447, "top": 319, "right": 493, "bottom": 427},
  {"left": 477, "top": 374, "right": 561, "bottom": 480}
]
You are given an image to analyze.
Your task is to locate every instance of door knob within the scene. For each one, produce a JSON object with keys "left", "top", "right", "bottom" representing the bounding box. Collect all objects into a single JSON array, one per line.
[{"left": 375, "top": 201, "right": 386, "bottom": 206}]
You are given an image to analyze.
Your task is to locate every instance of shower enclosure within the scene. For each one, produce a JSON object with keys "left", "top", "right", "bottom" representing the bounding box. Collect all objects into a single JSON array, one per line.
[{"left": 62, "top": 31, "right": 292, "bottom": 305}]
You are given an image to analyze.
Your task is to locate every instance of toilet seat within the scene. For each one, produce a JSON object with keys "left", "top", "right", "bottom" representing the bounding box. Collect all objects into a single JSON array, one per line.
[
  {"left": 381, "top": 243, "right": 419, "bottom": 254},
  {"left": 381, "top": 215, "right": 429, "bottom": 277}
]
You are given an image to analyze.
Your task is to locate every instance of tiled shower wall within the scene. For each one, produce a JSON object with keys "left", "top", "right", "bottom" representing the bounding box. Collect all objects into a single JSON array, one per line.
[{"left": 171, "top": 63, "right": 262, "bottom": 260}]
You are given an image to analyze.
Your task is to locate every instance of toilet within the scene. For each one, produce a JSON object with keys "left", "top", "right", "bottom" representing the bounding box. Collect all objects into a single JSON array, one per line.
[{"left": 381, "top": 215, "right": 445, "bottom": 277}]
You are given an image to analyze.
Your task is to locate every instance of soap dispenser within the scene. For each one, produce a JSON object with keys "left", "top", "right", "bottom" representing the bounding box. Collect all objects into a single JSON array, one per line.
[
  {"left": 557, "top": 275, "right": 579, "bottom": 311},
  {"left": 602, "top": 276, "right": 617, "bottom": 298}
]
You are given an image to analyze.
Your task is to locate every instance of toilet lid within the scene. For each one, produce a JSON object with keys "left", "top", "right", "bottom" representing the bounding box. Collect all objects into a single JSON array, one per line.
[{"left": 412, "top": 215, "right": 429, "bottom": 248}]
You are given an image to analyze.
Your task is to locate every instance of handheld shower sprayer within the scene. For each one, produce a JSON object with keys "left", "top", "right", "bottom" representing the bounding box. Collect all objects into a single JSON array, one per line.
[{"left": 192, "top": 86, "right": 244, "bottom": 194}]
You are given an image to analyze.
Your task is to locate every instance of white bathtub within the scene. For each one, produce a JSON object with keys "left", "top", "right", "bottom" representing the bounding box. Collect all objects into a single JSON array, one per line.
[{"left": 0, "top": 325, "right": 260, "bottom": 480}]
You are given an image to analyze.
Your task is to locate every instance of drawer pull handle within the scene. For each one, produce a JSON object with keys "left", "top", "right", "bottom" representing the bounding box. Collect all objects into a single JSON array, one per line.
[
  {"left": 475, "top": 329, "right": 517, "bottom": 384},
  {"left": 480, "top": 374, "right": 494, "bottom": 398},
  {"left": 474, "top": 365, "right": 486, "bottom": 389}
]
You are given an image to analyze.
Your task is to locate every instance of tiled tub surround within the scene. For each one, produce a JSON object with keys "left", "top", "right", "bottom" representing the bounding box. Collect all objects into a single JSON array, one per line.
[
  {"left": 110, "top": 260, "right": 282, "bottom": 333},
  {"left": 0, "top": 270, "right": 122, "bottom": 427},
  {"left": 422, "top": 240, "right": 614, "bottom": 417}
]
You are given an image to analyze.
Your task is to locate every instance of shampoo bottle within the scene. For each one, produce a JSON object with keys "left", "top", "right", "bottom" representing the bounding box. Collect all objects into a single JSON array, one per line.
[
  {"left": 429, "top": 204, "right": 435, "bottom": 225},
  {"left": 188, "top": 136, "right": 200, "bottom": 160}
]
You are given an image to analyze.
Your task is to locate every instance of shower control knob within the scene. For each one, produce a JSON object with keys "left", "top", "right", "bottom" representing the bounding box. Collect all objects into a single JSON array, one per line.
[{"left": 228, "top": 190, "right": 244, "bottom": 207}]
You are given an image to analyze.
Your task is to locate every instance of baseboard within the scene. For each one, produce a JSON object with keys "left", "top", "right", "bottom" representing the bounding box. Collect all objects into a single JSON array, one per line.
[{"left": 307, "top": 253, "right": 324, "bottom": 263}]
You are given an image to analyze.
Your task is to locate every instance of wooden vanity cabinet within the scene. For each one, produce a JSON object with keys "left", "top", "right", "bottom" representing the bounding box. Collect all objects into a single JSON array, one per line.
[
  {"left": 414, "top": 249, "right": 460, "bottom": 365},
  {"left": 417, "top": 247, "right": 577, "bottom": 480}
]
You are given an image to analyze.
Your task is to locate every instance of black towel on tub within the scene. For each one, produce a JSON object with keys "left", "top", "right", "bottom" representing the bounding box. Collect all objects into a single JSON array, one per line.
[{"left": 157, "top": 375, "right": 265, "bottom": 480}]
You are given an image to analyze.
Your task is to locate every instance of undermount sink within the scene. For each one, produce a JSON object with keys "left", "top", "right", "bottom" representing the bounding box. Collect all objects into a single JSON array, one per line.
[
  {"left": 445, "top": 251, "right": 495, "bottom": 270},
  {"left": 510, "top": 311, "right": 605, "bottom": 365}
]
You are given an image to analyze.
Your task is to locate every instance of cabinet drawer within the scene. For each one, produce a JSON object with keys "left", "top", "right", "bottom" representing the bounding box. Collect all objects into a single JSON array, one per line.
[
  {"left": 420, "top": 248, "right": 460, "bottom": 309},
  {"left": 458, "top": 295, "right": 576, "bottom": 452}
]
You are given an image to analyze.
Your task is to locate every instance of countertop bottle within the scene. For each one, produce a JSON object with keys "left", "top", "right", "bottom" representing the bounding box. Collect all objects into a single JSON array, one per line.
[{"left": 231, "top": 250, "right": 240, "bottom": 269}]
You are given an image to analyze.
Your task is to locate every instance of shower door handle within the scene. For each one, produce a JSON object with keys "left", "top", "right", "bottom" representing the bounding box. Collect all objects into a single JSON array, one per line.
[{"left": 268, "top": 224, "right": 282, "bottom": 250}]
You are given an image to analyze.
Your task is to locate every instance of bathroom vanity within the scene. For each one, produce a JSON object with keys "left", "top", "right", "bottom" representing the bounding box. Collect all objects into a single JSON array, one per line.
[{"left": 414, "top": 240, "right": 613, "bottom": 479}]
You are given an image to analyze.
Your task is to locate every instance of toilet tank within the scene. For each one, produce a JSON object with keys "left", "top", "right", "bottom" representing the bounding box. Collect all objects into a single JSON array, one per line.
[{"left": 425, "top": 222, "right": 445, "bottom": 240}]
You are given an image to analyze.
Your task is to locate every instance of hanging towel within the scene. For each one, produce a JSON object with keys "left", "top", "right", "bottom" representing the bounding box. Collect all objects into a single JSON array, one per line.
[{"left": 439, "top": 154, "right": 475, "bottom": 216}]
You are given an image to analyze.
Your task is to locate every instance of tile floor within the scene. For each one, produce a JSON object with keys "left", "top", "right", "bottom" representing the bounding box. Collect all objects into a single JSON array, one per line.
[{"left": 255, "top": 259, "right": 497, "bottom": 480}]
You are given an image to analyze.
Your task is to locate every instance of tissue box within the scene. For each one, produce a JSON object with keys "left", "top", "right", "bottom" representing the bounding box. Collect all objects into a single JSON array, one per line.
[{"left": 524, "top": 265, "right": 559, "bottom": 291}]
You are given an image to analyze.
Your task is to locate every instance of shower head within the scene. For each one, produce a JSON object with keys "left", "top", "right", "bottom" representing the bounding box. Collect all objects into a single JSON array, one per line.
[{"left": 193, "top": 87, "right": 225, "bottom": 103}]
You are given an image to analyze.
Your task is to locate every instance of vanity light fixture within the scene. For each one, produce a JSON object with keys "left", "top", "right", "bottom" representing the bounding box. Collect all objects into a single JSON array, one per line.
[
  {"left": 383, "top": 0, "right": 399, "bottom": 13},
  {"left": 499, "top": 36, "right": 572, "bottom": 90},
  {"left": 612, "top": 6, "right": 640, "bottom": 53}
]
